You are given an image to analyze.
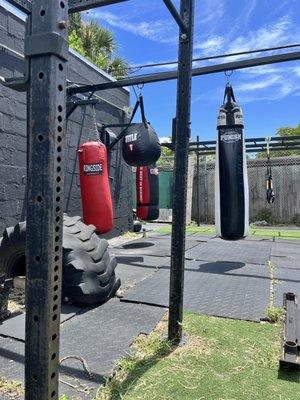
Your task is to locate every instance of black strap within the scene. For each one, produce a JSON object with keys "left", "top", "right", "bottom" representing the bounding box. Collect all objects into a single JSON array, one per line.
[
  {"left": 108, "top": 95, "right": 149, "bottom": 150},
  {"left": 139, "top": 95, "right": 148, "bottom": 126},
  {"left": 223, "top": 83, "right": 236, "bottom": 105},
  {"left": 108, "top": 99, "right": 140, "bottom": 151}
]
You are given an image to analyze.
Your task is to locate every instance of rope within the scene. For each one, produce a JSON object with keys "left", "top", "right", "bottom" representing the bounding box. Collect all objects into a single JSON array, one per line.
[
  {"left": 60, "top": 355, "right": 94, "bottom": 379},
  {"left": 91, "top": 105, "right": 101, "bottom": 143}
]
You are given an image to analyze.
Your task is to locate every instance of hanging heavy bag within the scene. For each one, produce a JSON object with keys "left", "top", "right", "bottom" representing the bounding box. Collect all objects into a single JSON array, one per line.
[
  {"left": 215, "top": 83, "right": 249, "bottom": 240},
  {"left": 265, "top": 139, "right": 275, "bottom": 204},
  {"left": 78, "top": 141, "right": 114, "bottom": 234},
  {"left": 123, "top": 96, "right": 161, "bottom": 167},
  {"left": 136, "top": 163, "right": 159, "bottom": 221}
]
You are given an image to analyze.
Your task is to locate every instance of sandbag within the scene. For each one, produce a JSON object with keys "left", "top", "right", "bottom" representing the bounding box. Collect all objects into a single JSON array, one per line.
[
  {"left": 136, "top": 164, "right": 159, "bottom": 221},
  {"left": 215, "top": 84, "right": 249, "bottom": 240},
  {"left": 78, "top": 141, "right": 114, "bottom": 233},
  {"left": 123, "top": 123, "right": 161, "bottom": 167}
]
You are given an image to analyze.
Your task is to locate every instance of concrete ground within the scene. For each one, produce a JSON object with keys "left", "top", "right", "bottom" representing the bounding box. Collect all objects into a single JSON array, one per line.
[{"left": 0, "top": 228, "right": 299, "bottom": 399}]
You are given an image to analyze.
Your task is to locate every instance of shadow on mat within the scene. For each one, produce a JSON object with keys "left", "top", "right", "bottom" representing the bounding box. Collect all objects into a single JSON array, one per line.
[
  {"left": 0, "top": 346, "right": 105, "bottom": 384},
  {"left": 122, "top": 242, "right": 155, "bottom": 250},
  {"left": 197, "top": 261, "right": 245, "bottom": 273},
  {"left": 278, "top": 368, "right": 300, "bottom": 384}
]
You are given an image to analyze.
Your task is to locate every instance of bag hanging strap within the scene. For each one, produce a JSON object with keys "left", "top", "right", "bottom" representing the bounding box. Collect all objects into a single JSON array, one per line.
[
  {"left": 108, "top": 99, "right": 140, "bottom": 151},
  {"left": 139, "top": 94, "right": 148, "bottom": 127},
  {"left": 223, "top": 83, "right": 236, "bottom": 106}
]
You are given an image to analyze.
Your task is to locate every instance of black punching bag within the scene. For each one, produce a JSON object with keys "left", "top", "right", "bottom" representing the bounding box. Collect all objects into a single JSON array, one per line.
[
  {"left": 215, "top": 84, "right": 249, "bottom": 240},
  {"left": 122, "top": 95, "right": 161, "bottom": 167}
]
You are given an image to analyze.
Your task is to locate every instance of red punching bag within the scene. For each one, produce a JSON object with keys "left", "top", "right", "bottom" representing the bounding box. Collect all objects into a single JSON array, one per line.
[
  {"left": 78, "top": 141, "right": 113, "bottom": 233},
  {"left": 136, "top": 164, "right": 159, "bottom": 221}
]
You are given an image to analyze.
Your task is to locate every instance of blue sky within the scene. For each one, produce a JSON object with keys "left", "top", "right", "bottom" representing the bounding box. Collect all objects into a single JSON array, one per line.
[{"left": 84, "top": 0, "right": 300, "bottom": 141}]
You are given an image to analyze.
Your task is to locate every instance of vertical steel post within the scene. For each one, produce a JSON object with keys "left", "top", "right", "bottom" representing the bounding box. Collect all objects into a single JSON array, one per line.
[
  {"left": 25, "top": 1, "right": 68, "bottom": 399},
  {"left": 196, "top": 135, "right": 200, "bottom": 226},
  {"left": 168, "top": 0, "right": 195, "bottom": 343}
]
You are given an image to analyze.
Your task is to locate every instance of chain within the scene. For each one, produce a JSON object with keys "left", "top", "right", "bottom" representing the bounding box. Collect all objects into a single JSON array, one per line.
[{"left": 92, "top": 104, "right": 101, "bottom": 142}]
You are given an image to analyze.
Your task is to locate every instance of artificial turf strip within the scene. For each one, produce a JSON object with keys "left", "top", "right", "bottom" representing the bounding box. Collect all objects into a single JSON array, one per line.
[
  {"left": 155, "top": 225, "right": 300, "bottom": 239},
  {"left": 96, "top": 314, "right": 300, "bottom": 400}
]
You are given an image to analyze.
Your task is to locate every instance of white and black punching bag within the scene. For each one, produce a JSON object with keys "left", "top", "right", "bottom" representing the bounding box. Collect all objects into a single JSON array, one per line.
[{"left": 215, "top": 84, "right": 249, "bottom": 240}]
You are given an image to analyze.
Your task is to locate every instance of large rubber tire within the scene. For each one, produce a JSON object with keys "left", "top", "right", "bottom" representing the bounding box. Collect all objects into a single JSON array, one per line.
[{"left": 0, "top": 215, "right": 120, "bottom": 305}]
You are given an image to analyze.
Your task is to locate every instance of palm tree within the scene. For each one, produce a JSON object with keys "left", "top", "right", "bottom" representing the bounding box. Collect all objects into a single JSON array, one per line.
[
  {"left": 69, "top": 14, "right": 128, "bottom": 79},
  {"left": 107, "top": 57, "right": 129, "bottom": 79}
]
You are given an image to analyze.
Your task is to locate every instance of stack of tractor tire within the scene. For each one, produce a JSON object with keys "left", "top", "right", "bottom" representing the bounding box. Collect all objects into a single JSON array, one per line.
[{"left": 0, "top": 214, "right": 120, "bottom": 305}]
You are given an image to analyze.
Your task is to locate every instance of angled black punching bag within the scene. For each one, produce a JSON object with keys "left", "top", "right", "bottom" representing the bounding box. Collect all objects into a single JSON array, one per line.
[
  {"left": 123, "top": 96, "right": 161, "bottom": 167},
  {"left": 215, "top": 84, "right": 249, "bottom": 240}
]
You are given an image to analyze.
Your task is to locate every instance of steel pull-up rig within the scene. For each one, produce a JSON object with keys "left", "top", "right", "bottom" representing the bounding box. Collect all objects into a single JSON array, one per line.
[{"left": 1, "top": 1, "right": 300, "bottom": 399}]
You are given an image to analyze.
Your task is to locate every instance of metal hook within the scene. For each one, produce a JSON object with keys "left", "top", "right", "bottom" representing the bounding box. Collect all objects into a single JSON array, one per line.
[
  {"left": 225, "top": 70, "right": 233, "bottom": 83},
  {"left": 137, "top": 83, "right": 144, "bottom": 96}
]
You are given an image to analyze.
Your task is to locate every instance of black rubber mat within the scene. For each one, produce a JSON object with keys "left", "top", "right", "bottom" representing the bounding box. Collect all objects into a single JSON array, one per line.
[
  {"left": 0, "top": 299, "right": 165, "bottom": 399},
  {"left": 0, "top": 304, "right": 82, "bottom": 342},
  {"left": 274, "top": 267, "right": 300, "bottom": 307},
  {"left": 115, "top": 254, "right": 169, "bottom": 293},
  {"left": 123, "top": 260, "right": 270, "bottom": 322},
  {"left": 185, "top": 240, "right": 272, "bottom": 265}
]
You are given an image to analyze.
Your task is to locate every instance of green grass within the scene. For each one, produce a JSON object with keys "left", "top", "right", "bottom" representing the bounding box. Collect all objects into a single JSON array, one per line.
[
  {"left": 154, "top": 225, "right": 300, "bottom": 239},
  {"left": 94, "top": 314, "right": 300, "bottom": 400}
]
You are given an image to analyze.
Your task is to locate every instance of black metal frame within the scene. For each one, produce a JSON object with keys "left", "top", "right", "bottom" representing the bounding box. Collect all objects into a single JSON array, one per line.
[
  {"left": 1, "top": 0, "right": 299, "bottom": 397},
  {"left": 187, "top": 135, "right": 300, "bottom": 155}
]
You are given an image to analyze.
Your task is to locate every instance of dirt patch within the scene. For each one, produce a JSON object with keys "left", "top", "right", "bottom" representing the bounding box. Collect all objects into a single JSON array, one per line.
[{"left": 0, "top": 378, "right": 24, "bottom": 400}]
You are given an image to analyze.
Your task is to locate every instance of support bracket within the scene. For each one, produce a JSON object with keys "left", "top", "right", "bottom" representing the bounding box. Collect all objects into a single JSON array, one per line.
[{"left": 25, "top": 32, "right": 69, "bottom": 61}]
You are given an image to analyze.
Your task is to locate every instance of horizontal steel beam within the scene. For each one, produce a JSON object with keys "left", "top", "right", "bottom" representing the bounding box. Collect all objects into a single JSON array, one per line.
[
  {"left": 163, "top": 0, "right": 187, "bottom": 33},
  {"left": 68, "top": 50, "right": 300, "bottom": 95},
  {"left": 196, "top": 147, "right": 300, "bottom": 156},
  {"left": 189, "top": 136, "right": 300, "bottom": 146},
  {"left": 5, "top": 0, "right": 128, "bottom": 15},
  {"left": 68, "top": 0, "right": 129, "bottom": 13}
]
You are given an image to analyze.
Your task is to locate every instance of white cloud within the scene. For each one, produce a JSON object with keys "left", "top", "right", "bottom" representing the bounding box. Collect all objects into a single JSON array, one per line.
[
  {"left": 93, "top": 11, "right": 177, "bottom": 44},
  {"left": 227, "top": 16, "right": 297, "bottom": 58},
  {"left": 294, "top": 66, "right": 300, "bottom": 77},
  {"left": 160, "top": 137, "right": 172, "bottom": 143},
  {"left": 194, "top": 36, "right": 224, "bottom": 55},
  {"left": 236, "top": 75, "right": 282, "bottom": 92}
]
